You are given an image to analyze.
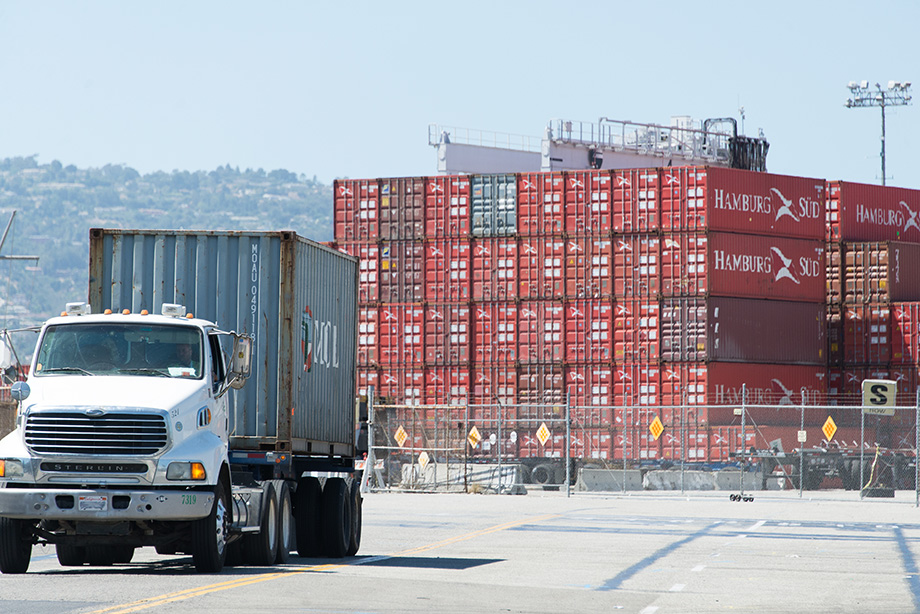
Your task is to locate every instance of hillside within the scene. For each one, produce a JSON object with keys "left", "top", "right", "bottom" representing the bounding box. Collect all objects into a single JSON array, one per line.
[{"left": 0, "top": 156, "right": 335, "bottom": 329}]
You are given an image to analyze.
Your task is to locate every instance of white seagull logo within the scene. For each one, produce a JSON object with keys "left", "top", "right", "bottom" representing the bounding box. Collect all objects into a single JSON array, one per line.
[{"left": 770, "top": 188, "right": 801, "bottom": 223}]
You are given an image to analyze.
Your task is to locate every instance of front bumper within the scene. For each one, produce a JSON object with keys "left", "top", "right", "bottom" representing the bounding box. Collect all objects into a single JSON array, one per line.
[{"left": 0, "top": 487, "right": 213, "bottom": 521}]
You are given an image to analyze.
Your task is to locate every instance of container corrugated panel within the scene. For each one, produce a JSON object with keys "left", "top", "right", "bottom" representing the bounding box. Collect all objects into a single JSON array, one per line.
[
  {"left": 830, "top": 180, "right": 920, "bottom": 242},
  {"left": 377, "top": 366, "right": 424, "bottom": 405},
  {"left": 518, "top": 172, "right": 563, "bottom": 236},
  {"left": 337, "top": 241, "right": 379, "bottom": 303},
  {"left": 518, "top": 363, "right": 565, "bottom": 405},
  {"left": 88, "top": 229, "right": 358, "bottom": 455},
  {"left": 563, "top": 170, "right": 613, "bottom": 235},
  {"left": 333, "top": 179, "right": 378, "bottom": 242},
  {"left": 518, "top": 238, "right": 565, "bottom": 299},
  {"left": 842, "top": 303, "right": 890, "bottom": 365},
  {"left": 424, "top": 303, "right": 471, "bottom": 365},
  {"left": 566, "top": 363, "right": 613, "bottom": 423},
  {"left": 472, "top": 302, "right": 518, "bottom": 363},
  {"left": 613, "top": 300, "right": 659, "bottom": 363},
  {"left": 470, "top": 363, "right": 516, "bottom": 405},
  {"left": 425, "top": 175, "right": 470, "bottom": 238},
  {"left": 564, "top": 237, "right": 612, "bottom": 299},
  {"left": 472, "top": 237, "right": 519, "bottom": 301},
  {"left": 612, "top": 235, "right": 659, "bottom": 297},
  {"left": 563, "top": 299, "right": 613, "bottom": 362},
  {"left": 660, "top": 297, "right": 826, "bottom": 365},
  {"left": 357, "top": 367, "right": 378, "bottom": 399},
  {"left": 379, "top": 177, "right": 425, "bottom": 241},
  {"left": 518, "top": 301, "right": 565, "bottom": 363},
  {"left": 377, "top": 303, "right": 425, "bottom": 366},
  {"left": 843, "top": 241, "right": 920, "bottom": 303},
  {"left": 612, "top": 169, "right": 659, "bottom": 232},
  {"left": 892, "top": 302, "right": 920, "bottom": 365},
  {"left": 471, "top": 174, "right": 517, "bottom": 237},
  {"left": 659, "top": 167, "right": 825, "bottom": 239},
  {"left": 424, "top": 239, "right": 471, "bottom": 302},
  {"left": 379, "top": 242, "right": 424, "bottom": 302},
  {"left": 826, "top": 241, "right": 843, "bottom": 304},
  {"left": 659, "top": 232, "right": 826, "bottom": 301},
  {"left": 357, "top": 307, "right": 378, "bottom": 366},
  {"left": 423, "top": 366, "right": 470, "bottom": 405},
  {"left": 518, "top": 426, "right": 612, "bottom": 460},
  {"left": 612, "top": 363, "right": 660, "bottom": 409},
  {"left": 826, "top": 305, "right": 845, "bottom": 367}
]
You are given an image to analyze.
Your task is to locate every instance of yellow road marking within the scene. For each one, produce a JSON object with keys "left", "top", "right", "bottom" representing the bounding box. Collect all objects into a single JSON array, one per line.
[{"left": 87, "top": 512, "right": 562, "bottom": 614}]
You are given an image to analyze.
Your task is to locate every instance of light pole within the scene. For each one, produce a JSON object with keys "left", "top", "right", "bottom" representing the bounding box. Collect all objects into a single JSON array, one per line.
[{"left": 846, "top": 81, "right": 912, "bottom": 186}]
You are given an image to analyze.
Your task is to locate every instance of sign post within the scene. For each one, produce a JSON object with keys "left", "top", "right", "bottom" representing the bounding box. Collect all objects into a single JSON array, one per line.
[{"left": 860, "top": 379, "right": 896, "bottom": 498}]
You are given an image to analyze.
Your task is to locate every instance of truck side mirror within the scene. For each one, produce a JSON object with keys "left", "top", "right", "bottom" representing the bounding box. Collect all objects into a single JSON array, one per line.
[
  {"left": 228, "top": 335, "right": 252, "bottom": 390},
  {"left": 10, "top": 381, "right": 30, "bottom": 402}
]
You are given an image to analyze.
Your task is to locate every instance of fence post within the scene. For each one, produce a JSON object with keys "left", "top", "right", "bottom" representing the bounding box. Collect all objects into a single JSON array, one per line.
[
  {"left": 860, "top": 401, "right": 865, "bottom": 499},
  {"left": 680, "top": 389, "right": 686, "bottom": 494},
  {"left": 360, "top": 386, "right": 376, "bottom": 494},
  {"left": 915, "top": 387, "right": 919, "bottom": 508},
  {"left": 621, "top": 405, "right": 627, "bottom": 494},
  {"left": 799, "top": 400, "right": 804, "bottom": 499},
  {"left": 464, "top": 392, "right": 470, "bottom": 494},
  {"left": 740, "top": 384, "right": 747, "bottom": 497},
  {"left": 497, "top": 398, "right": 503, "bottom": 495},
  {"left": 566, "top": 388, "right": 571, "bottom": 498}
]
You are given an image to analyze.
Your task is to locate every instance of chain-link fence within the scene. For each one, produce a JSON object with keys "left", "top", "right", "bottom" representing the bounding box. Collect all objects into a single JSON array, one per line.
[{"left": 360, "top": 387, "right": 920, "bottom": 502}]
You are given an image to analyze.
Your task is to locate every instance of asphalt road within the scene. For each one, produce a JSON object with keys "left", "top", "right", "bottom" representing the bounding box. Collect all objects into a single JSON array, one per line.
[{"left": 3, "top": 489, "right": 920, "bottom": 613}]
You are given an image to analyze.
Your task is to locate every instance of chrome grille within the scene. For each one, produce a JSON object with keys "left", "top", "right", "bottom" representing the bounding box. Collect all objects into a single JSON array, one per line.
[{"left": 25, "top": 411, "right": 169, "bottom": 455}]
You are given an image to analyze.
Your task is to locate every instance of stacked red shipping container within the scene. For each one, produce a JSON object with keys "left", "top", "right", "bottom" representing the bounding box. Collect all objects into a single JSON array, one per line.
[{"left": 826, "top": 181, "right": 920, "bottom": 405}]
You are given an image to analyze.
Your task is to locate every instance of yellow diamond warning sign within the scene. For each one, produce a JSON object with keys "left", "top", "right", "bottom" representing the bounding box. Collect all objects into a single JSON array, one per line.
[
  {"left": 822, "top": 416, "right": 838, "bottom": 441},
  {"left": 418, "top": 450, "right": 430, "bottom": 469},
  {"left": 395, "top": 425, "right": 408, "bottom": 448},
  {"left": 467, "top": 426, "right": 482, "bottom": 449},
  {"left": 649, "top": 416, "right": 664, "bottom": 441},
  {"left": 536, "top": 422, "right": 551, "bottom": 446}
]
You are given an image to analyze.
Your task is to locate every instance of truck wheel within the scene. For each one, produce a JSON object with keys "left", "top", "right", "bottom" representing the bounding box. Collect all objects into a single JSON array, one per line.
[
  {"left": 295, "top": 476, "right": 322, "bottom": 557},
  {"left": 0, "top": 517, "right": 32, "bottom": 574},
  {"left": 321, "top": 477, "right": 352, "bottom": 558},
  {"left": 345, "top": 479, "right": 362, "bottom": 556},
  {"left": 242, "top": 482, "right": 278, "bottom": 566},
  {"left": 191, "top": 482, "right": 229, "bottom": 573},
  {"left": 86, "top": 545, "right": 117, "bottom": 566},
  {"left": 531, "top": 463, "right": 555, "bottom": 485},
  {"left": 113, "top": 545, "right": 135, "bottom": 564},
  {"left": 271, "top": 480, "right": 294, "bottom": 564},
  {"left": 56, "top": 544, "right": 86, "bottom": 566}
]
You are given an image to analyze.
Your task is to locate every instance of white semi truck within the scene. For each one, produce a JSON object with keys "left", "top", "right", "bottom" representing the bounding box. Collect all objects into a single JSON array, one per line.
[{"left": 0, "top": 230, "right": 362, "bottom": 573}]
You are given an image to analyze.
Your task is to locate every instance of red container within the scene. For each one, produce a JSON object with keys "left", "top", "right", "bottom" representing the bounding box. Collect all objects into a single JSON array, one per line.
[
  {"left": 379, "top": 242, "right": 424, "bottom": 302},
  {"left": 827, "top": 180, "right": 920, "bottom": 242},
  {"left": 707, "top": 426, "right": 757, "bottom": 462},
  {"left": 472, "top": 302, "right": 518, "bottom": 363},
  {"left": 563, "top": 170, "right": 614, "bottom": 235},
  {"left": 613, "top": 363, "right": 661, "bottom": 411},
  {"left": 564, "top": 237, "right": 612, "bottom": 298},
  {"left": 613, "top": 422, "right": 664, "bottom": 460},
  {"left": 472, "top": 237, "right": 519, "bottom": 301},
  {"left": 613, "top": 235, "right": 660, "bottom": 297},
  {"left": 659, "top": 232, "right": 826, "bottom": 301},
  {"left": 423, "top": 366, "right": 470, "bottom": 406},
  {"left": 518, "top": 238, "right": 565, "bottom": 299},
  {"left": 843, "top": 242, "right": 920, "bottom": 303},
  {"left": 842, "top": 304, "right": 891, "bottom": 365},
  {"left": 827, "top": 242, "right": 843, "bottom": 305},
  {"left": 379, "top": 177, "right": 425, "bottom": 241},
  {"left": 337, "top": 242, "right": 379, "bottom": 303},
  {"left": 471, "top": 363, "right": 517, "bottom": 405},
  {"left": 827, "top": 366, "right": 917, "bottom": 406},
  {"left": 378, "top": 304, "right": 425, "bottom": 366},
  {"left": 333, "top": 179, "right": 378, "bottom": 241},
  {"left": 518, "top": 301, "right": 565, "bottom": 363},
  {"left": 566, "top": 363, "right": 614, "bottom": 424},
  {"left": 564, "top": 299, "right": 613, "bottom": 362},
  {"left": 518, "top": 172, "right": 564, "bottom": 236},
  {"left": 518, "top": 425, "right": 613, "bottom": 460},
  {"left": 378, "top": 366, "right": 425, "bottom": 405},
  {"left": 660, "top": 297, "right": 826, "bottom": 365},
  {"left": 659, "top": 363, "right": 829, "bottom": 424},
  {"left": 519, "top": 363, "right": 565, "bottom": 405},
  {"left": 613, "top": 300, "right": 659, "bottom": 363},
  {"left": 659, "top": 167, "right": 825, "bottom": 238},
  {"left": 357, "top": 366, "right": 379, "bottom": 399},
  {"left": 357, "top": 307, "right": 378, "bottom": 366},
  {"left": 892, "top": 303, "right": 920, "bottom": 365},
  {"left": 425, "top": 175, "right": 471, "bottom": 237},
  {"left": 424, "top": 239, "right": 471, "bottom": 302},
  {"left": 424, "top": 303, "right": 471, "bottom": 364},
  {"left": 612, "top": 169, "right": 660, "bottom": 232}
]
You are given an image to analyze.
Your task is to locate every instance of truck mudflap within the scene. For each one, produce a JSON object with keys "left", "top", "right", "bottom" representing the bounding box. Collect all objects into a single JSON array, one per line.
[{"left": 0, "top": 487, "right": 214, "bottom": 521}]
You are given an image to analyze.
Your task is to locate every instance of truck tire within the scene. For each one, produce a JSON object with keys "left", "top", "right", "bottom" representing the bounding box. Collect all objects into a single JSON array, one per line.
[
  {"left": 56, "top": 544, "right": 86, "bottom": 566},
  {"left": 345, "top": 479, "right": 362, "bottom": 556},
  {"left": 271, "top": 480, "right": 294, "bottom": 564},
  {"left": 86, "top": 545, "right": 117, "bottom": 566},
  {"left": 113, "top": 545, "right": 135, "bottom": 564},
  {"left": 191, "top": 481, "right": 230, "bottom": 573},
  {"left": 241, "top": 482, "right": 278, "bottom": 566},
  {"left": 295, "top": 477, "right": 322, "bottom": 557},
  {"left": 321, "top": 477, "right": 352, "bottom": 558},
  {"left": 0, "top": 517, "right": 32, "bottom": 574},
  {"left": 531, "top": 463, "right": 555, "bottom": 486}
]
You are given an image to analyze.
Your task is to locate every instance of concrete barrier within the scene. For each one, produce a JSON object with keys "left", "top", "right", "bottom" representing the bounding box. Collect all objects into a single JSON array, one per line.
[
  {"left": 400, "top": 462, "right": 527, "bottom": 494},
  {"left": 574, "top": 467, "right": 769, "bottom": 492},
  {"left": 644, "top": 470, "right": 716, "bottom": 490},
  {"left": 576, "top": 468, "right": 643, "bottom": 491}
]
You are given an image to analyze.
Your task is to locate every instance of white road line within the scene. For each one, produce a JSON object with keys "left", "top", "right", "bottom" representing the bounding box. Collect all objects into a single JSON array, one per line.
[
  {"left": 670, "top": 584, "right": 686, "bottom": 592},
  {"left": 640, "top": 607, "right": 659, "bottom": 614},
  {"left": 746, "top": 520, "right": 766, "bottom": 532},
  {"left": 692, "top": 565, "right": 706, "bottom": 572}
]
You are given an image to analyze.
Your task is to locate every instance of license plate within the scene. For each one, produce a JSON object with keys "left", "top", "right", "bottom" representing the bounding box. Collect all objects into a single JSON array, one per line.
[{"left": 78, "top": 495, "right": 108, "bottom": 512}]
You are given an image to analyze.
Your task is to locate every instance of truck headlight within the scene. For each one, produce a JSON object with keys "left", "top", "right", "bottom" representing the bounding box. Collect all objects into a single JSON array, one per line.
[
  {"left": 166, "top": 462, "right": 207, "bottom": 481},
  {"left": 0, "top": 459, "right": 24, "bottom": 478}
]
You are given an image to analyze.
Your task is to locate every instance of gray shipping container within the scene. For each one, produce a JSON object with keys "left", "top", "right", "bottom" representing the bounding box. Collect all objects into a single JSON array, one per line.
[{"left": 88, "top": 229, "right": 359, "bottom": 457}]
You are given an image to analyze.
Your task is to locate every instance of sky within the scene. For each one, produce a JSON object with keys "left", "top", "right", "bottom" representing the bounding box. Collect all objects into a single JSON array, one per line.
[{"left": 1, "top": 1, "right": 918, "bottom": 188}]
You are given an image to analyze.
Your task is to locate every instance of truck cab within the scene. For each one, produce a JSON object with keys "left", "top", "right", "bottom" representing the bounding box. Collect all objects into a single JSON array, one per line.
[{"left": 0, "top": 301, "right": 251, "bottom": 573}]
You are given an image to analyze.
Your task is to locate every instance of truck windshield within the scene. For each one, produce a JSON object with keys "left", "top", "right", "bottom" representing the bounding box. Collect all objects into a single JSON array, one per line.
[{"left": 34, "top": 323, "right": 204, "bottom": 379}]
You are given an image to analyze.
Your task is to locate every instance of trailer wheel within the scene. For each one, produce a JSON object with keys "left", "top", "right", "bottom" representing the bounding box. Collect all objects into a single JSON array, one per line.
[
  {"left": 86, "top": 545, "right": 117, "bottom": 566},
  {"left": 531, "top": 463, "right": 555, "bottom": 486},
  {"left": 321, "top": 477, "right": 352, "bottom": 558},
  {"left": 0, "top": 517, "right": 33, "bottom": 574},
  {"left": 191, "top": 481, "right": 230, "bottom": 573},
  {"left": 56, "top": 544, "right": 86, "bottom": 566},
  {"left": 271, "top": 480, "right": 294, "bottom": 564},
  {"left": 346, "top": 479, "right": 362, "bottom": 556},
  {"left": 113, "top": 545, "right": 135, "bottom": 564},
  {"left": 295, "top": 477, "right": 322, "bottom": 557},
  {"left": 242, "top": 482, "right": 278, "bottom": 566}
]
